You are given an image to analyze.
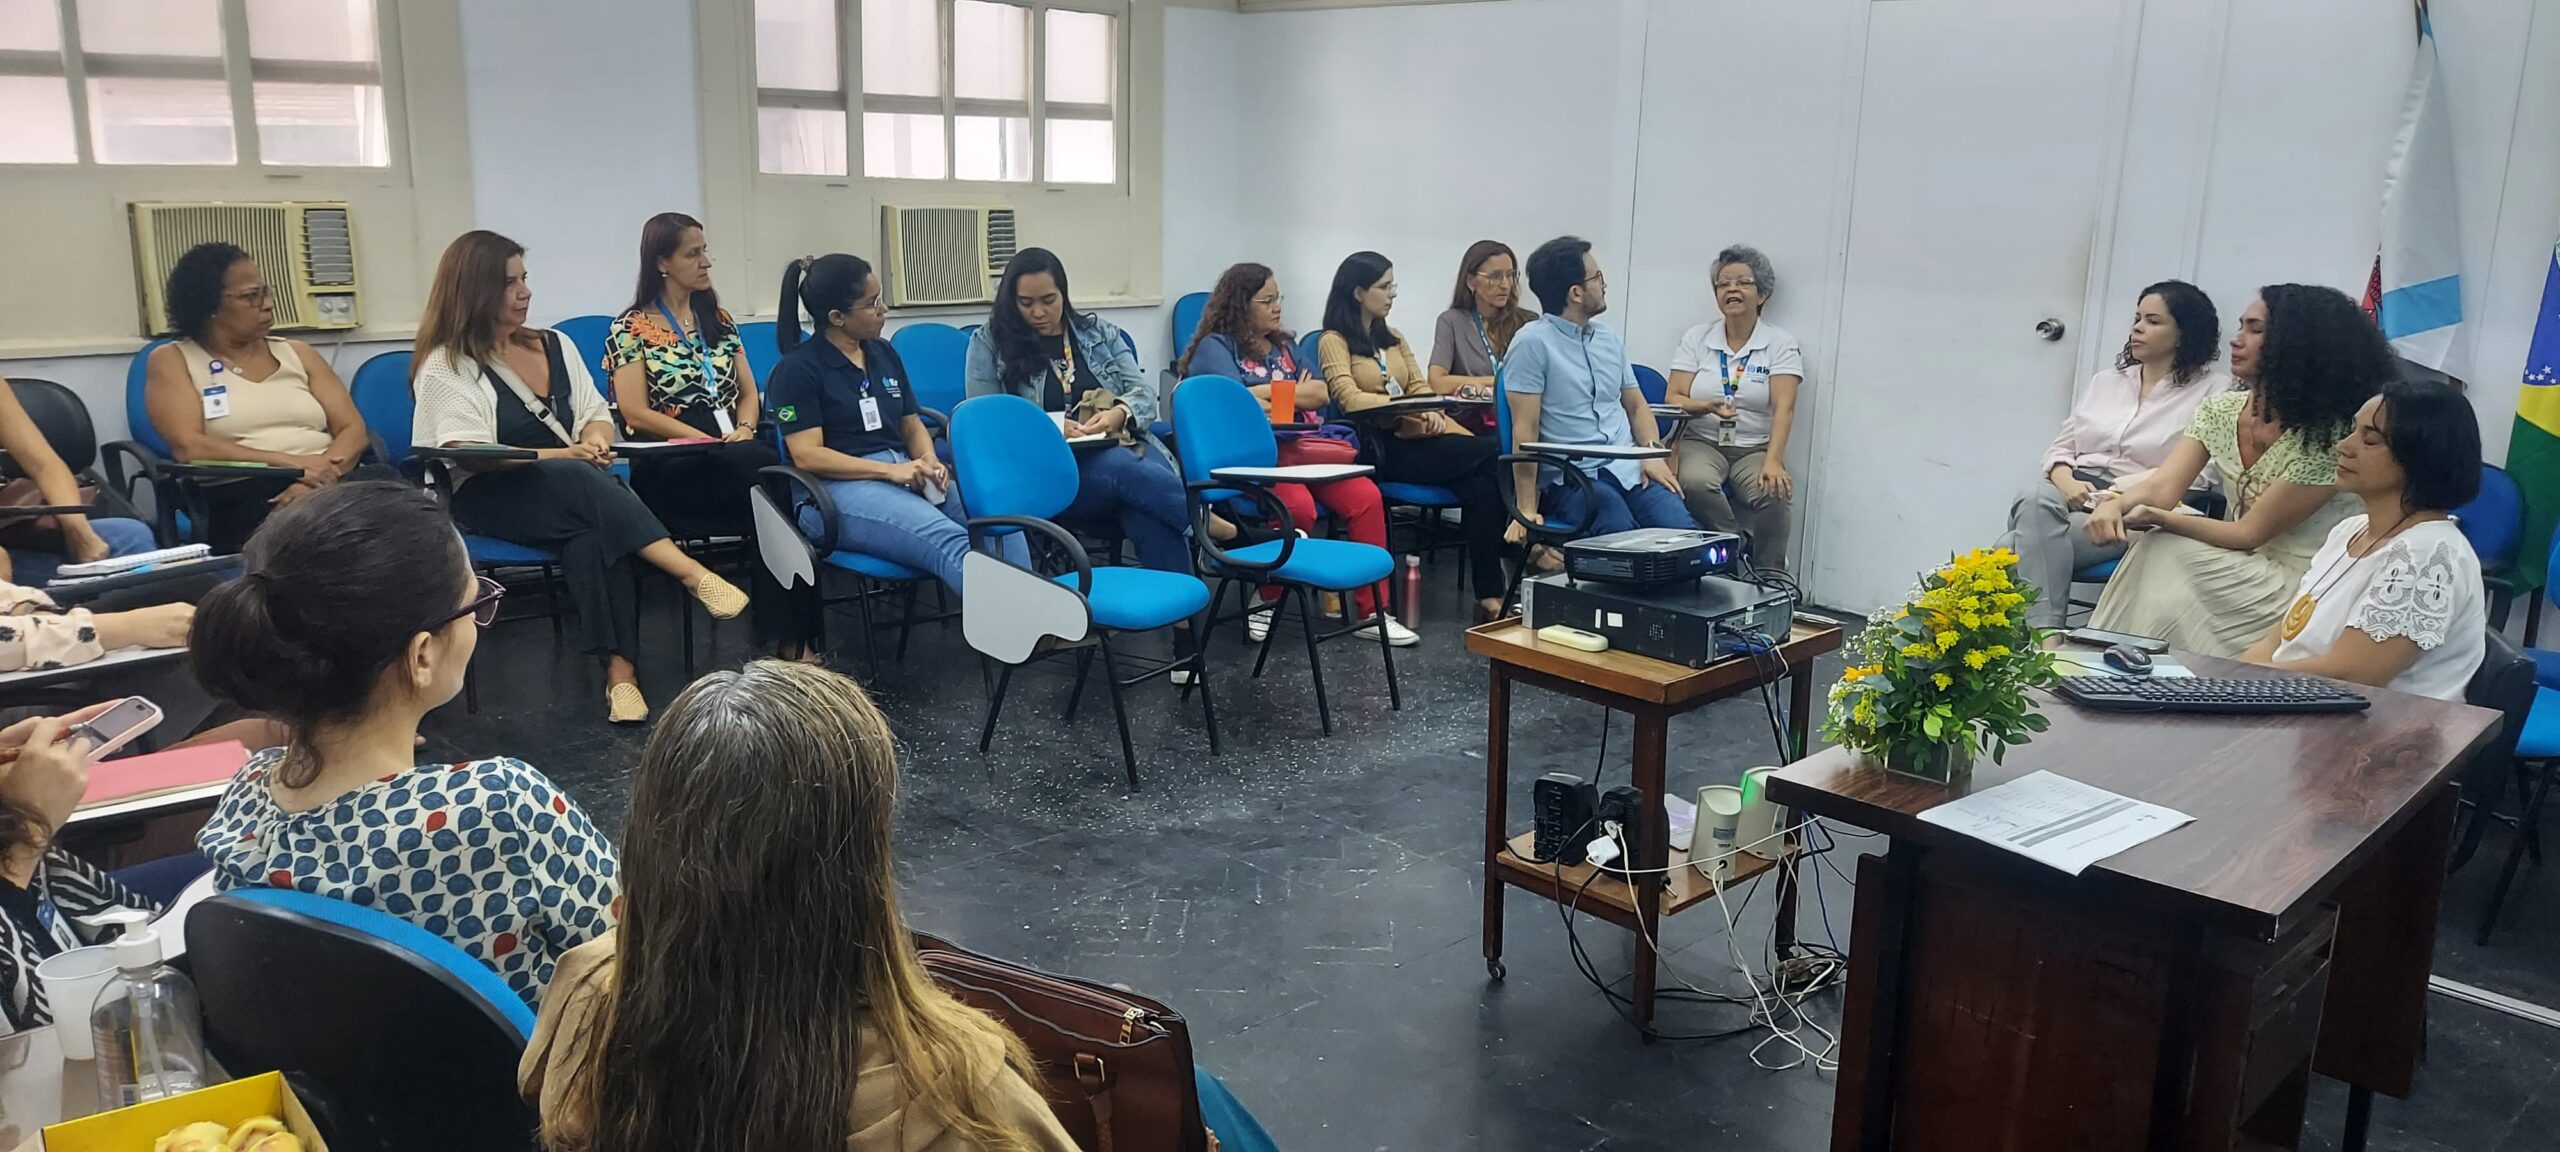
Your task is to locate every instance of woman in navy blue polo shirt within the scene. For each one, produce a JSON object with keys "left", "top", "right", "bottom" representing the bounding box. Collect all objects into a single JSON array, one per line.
[{"left": 766, "top": 254, "right": 971, "bottom": 596}]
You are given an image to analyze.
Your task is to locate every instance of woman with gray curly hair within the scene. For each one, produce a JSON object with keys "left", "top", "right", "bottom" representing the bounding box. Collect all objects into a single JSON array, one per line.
[{"left": 1666, "top": 244, "right": 1802, "bottom": 571}]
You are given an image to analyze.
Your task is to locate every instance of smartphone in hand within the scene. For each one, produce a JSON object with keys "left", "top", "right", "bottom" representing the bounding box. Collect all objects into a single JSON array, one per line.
[{"left": 66, "top": 697, "right": 164, "bottom": 760}]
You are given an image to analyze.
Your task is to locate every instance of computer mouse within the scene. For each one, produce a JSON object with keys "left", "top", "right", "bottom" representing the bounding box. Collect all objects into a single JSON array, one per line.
[{"left": 2103, "top": 643, "right": 2155, "bottom": 676}]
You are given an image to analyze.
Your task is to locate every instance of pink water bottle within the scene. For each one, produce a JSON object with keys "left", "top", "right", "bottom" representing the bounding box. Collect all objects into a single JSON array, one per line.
[{"left": 1398, "top": 555, "right": 1423, "bottom": 619}]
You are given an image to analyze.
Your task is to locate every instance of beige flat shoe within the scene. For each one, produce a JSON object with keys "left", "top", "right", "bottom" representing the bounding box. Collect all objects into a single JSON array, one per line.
[
  {"left": 606, "top": 682, "right": 649, "bottom": 725},
  {"left": 691, "top": 572, "right": 747, "bottom": 620}
]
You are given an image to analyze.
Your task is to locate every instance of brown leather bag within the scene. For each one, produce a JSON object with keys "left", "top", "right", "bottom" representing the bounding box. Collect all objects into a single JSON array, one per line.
[{"left": 914, "top": 933, "right": 1208, "bottom": 1152}]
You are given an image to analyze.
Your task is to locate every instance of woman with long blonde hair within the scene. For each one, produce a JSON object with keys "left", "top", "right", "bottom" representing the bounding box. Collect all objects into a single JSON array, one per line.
[{"left": 520, "top": 660, "right": 1075, "bottom": 1152}]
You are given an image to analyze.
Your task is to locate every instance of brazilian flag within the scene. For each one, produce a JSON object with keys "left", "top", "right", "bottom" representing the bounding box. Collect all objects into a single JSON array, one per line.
[{"left": 2511, "top": 244, "right": 2560, "bottom": 588}]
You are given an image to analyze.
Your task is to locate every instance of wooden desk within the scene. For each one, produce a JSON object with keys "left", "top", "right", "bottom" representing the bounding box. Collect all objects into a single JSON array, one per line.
[
  {"left": 1769, "top": 654, "right": 2500, "bottom": 1151},
  {"left": 1468, "top": 617, "right": 1844, "bottom": 1034}
]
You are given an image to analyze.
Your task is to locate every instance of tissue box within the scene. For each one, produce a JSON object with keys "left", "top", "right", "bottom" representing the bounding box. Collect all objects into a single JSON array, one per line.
[{"left": 41, "top": 1071, "right": 328, "bottom": 1152}]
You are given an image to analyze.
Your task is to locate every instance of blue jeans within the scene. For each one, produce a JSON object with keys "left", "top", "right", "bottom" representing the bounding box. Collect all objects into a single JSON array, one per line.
[
  {"left": 1541, "top": 470, "right": 1696, "bottom": 537},
  {"left": 797, "top": 450, "right": 973, "bottom": 594},
  {"left": 8, "top": 517, "right": 158, "bottom": 587},
  {"left": 1066, "top": 444, "right": 1192, "bottom": 574}
]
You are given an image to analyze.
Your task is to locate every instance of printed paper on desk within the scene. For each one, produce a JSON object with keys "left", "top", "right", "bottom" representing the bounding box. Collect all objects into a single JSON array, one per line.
[{"left": 1917, "top": 769, "right": 2192, "bottom": 875}]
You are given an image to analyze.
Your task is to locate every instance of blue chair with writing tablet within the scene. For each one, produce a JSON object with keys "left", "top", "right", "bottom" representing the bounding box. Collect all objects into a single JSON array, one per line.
[
  {"left": 1175, "top": 375, "right": 1399, "bottom": 734},
  {"left": 949, "top": 393, "right": 1217, "bottom": 791}
]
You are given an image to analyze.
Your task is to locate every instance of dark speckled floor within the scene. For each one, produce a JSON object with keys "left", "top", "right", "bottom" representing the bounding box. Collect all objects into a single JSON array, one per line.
[{"left": 420, "top": 567, "right": 2560, "bottom": 1151}]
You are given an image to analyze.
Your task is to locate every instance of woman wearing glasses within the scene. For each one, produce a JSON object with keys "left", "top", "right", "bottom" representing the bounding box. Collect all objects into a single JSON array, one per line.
[
  {"left": 1665, "top": 245, "right": 1802, "bottom": 572},
  {"left": 1428, "top": 240, "right": 1536, "bottom": 434},
  {"left": 144, "top": 242, "right": 389, "bottom": 552},
  {"left": 191, "top": 481, "right": 619, "bottom": 1010}
]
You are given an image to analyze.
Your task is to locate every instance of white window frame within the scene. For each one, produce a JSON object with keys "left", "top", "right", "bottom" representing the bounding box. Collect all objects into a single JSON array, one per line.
[
  {"left": 753, "top": 0, "right": 1129, "bottom": 187},
  {"left": 0, "top": 0, "right": 471, "bottom": 355},
  {"left": 0, "top": 0, "right": 401, "bottom": 172},
  {"left": 701, "top": 0, "right": 1164, "bottom": 317}
]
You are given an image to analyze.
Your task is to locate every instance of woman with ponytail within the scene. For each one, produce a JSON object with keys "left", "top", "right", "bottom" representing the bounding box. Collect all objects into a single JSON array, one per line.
[
  {"left": 764, "top": 254, "right": 976, "bottom": 594},
  {"left": 192, "top": 481, "right": 618, "bottom": 1009}
]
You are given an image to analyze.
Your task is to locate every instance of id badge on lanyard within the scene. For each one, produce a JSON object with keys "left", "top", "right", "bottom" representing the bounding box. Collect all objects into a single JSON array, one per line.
[
  {"left": 1471, "top": 313, "right": 1503, "bottom": 375},
  {"left": 202, "top": 357, "right": 234, "bottom": 420},
  {"left": 1375, "top": 351, "right": 1404, "bottom": 397},
  {"left": 1715, "top": 348, "right": 1742, "bottom": 446},
  {"left": 657, "top": 301, "right": 731, "bottom": 433}
]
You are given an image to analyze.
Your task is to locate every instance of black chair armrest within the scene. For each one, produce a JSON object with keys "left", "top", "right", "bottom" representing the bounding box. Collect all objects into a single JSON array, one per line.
[
  {"left": 755, "top": 464, "right": 842, "bottom": 556},
  {"left": 916, "top": 407, "right": 950, "bottom": 436},
  {"left": 98, "top": 440, "right": 180, "bottom": 545},
  {"left": 1499, "top": 450, "right": 1597, "bottom": 541},
  {"left": 1185, "top": 478, "right": 1298, "bottom": 574},
  {"left": 967, "top": 515, "right": 1094, "bottom": 595},
  {"left": 412, "top": 445, "right": 540, "bottom": 463},
  {"left": 0, "top": 505, "right": 99, "bottom": 520}
]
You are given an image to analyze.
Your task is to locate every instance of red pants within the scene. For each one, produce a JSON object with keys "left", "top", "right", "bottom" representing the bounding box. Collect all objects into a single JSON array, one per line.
[{"left": 1257, "top": 476, "right": 1388, "bottom": 617}]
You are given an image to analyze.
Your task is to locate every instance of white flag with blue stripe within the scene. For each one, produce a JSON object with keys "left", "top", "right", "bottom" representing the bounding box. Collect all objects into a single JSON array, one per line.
[{"left": 2375, "top": 2, "right": 2463, "bottom": 369}]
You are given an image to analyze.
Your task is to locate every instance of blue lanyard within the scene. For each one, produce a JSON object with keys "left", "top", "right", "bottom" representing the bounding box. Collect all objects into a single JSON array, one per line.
[
  {"left": 655, "top": 300, "right": 724, "bottom": 403},
  {"left": 1713, "top": 347, "right": 1747, "bottom": 399},
  {"left": 1471, "top": 312, "right": 1503, "bottom": 373}
]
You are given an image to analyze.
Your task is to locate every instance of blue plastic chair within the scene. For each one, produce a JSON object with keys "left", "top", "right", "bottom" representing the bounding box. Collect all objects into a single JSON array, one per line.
[
  {"left": 736, "top": 319, "right": 784, "bottom": 390},
  {"left": 891, "top": 322, "right": 971, "bottom": 420},
  {"left": 950, "top": 393, "right": 1217, "bottom": 790},
  {"left": 550, "top": 314, "right": 615, "bottom": 392},
  {"left": 188, "top": 888, "right": 538, "bottom": 1151},
  {"left": 103, "top": 338, "right": 197, "bottom": 544},
  {"left": 1631, "top": 362, "right": 1684, "bottom": 442},
  {"left": 2457, "top": 463, "right": 2530, "bottom": 630},
  {"left": 1299, "top": 331, "right": 1466, "bottom": 569},
  {"left": 1171, "top": 291, "right": 1210, "bottom": 360},
  {"left": 1175, "top": 376, "right": 1399, "bottom": 734},
  {"left": 748, "top": 416, "right": 953, "bottom": 673}
]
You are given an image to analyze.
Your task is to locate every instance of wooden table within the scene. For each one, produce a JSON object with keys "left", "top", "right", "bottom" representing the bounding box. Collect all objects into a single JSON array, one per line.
[
  {"left": 1468, "top": 616, "right": 1844, "bottom": 1034},
  {"left": 1769, "top": 653, "right": 2500, "bottom": 1151}
]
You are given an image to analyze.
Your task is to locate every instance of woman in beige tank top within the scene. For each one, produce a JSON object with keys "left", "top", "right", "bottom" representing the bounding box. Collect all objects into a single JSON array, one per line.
[{"left": 143, "top": 243, "right": 384, "bottom": 552}]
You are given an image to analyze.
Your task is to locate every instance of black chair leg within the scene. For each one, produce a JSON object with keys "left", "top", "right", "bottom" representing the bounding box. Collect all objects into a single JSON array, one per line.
[
  {"left": 1298, "top": 587, "right": 1334, "bottom": 736},
  {"left": 1097, "top": 634, "right": 1141, "bottom": 791},
  {"left": 2341, "top": 1085, "right": 2373, "bottom": 1152},
  {"left": 681, "top": 581, "right": 697, "bottom": 679},
  {"left": 856, "top": 580, "right": 882, "bottom": 676},
  {"left": 1064, "top": 647, "right": 1095, "bottom": 720},
  {"left": 1250, "top": 589, "right": 1284, "bottom": 678},
  {"left": 2530, "top": 596, "right": 2546, "bottom": 647},
  {"left": 978, "top": 663, "right": 1015, "bottom": 753},
  {"left": 2480, "top": 760, "right": 2554, "bottom": 944},
  {"left": 1376, "top": 594, "right": 1402, "bottom": 711},
  {"left": 546, "top": 564, "right": 564, "bottom": 639},
  {"left": 895, "top": 582, "right": 919, "bottom": 661},
  {"left": 1191, "top": 608, "right": 1220, "bottom": 756}
]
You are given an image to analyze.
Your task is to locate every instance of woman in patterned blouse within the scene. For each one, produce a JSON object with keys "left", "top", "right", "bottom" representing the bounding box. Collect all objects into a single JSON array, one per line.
[
  {"left": 191, "top": 481, "right": 618, "bottom": 1008},
  {"left": 604, "top": 214, "right": 808, "bottom": 657}
]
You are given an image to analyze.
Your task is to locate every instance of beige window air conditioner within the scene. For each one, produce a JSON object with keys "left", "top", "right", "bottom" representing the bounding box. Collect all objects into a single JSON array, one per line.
[
  {"left": 130, "top": 201, "right": 362, "bottom": 336},
  {"left": 881, "top": 205, "right": 1017, "bottom": 307}
]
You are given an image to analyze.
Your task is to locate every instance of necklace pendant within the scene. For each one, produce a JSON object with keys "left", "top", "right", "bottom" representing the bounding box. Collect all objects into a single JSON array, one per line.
[{"left": 2281, "top": 594, "right": 2317, "bottom": 641}]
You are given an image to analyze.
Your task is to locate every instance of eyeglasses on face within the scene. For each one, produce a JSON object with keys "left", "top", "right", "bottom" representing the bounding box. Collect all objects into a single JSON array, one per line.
[
  {"left": 1475, "top": 269, "right": 1518, "bottom": 284},
  {"left": 428, "top": 576, "right": 507, "bottom": 630},
  {"left": 1713, "top": 277, "right": 1759, "bottom": 291},
  {"left": 226, "top": 286, "right": 274, "bottom": 305}
]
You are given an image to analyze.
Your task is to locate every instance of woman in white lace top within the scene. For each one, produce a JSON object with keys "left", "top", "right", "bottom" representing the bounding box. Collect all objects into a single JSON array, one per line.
[{"left": 2242, "top": 382, "right": 2485, "bottom": 701}]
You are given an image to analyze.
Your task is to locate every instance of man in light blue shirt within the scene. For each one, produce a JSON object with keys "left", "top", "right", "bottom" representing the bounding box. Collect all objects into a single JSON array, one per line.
[{"left": 1505, "top": 236, "right": 1694, "bottom": 536}]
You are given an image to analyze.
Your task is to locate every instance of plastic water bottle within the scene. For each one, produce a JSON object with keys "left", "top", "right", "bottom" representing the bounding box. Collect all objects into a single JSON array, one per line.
[
  {"left": 88, "top": 909, "right": 209, "bottom": 1106},
  {"left": 1399, "top": 555, "right": 1424, "bottom": 620}
]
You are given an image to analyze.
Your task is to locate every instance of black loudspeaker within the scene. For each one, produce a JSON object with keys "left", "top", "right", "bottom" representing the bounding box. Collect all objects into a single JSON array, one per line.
[{"left": 1532, "top": 773, "right": 1598, "bottom": 865}]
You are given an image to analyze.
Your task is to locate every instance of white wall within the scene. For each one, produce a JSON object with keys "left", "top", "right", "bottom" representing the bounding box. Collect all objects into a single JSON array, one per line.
[
  {"left": 1221, "top": 0, "right": 1636, "bottom": 343},
  {"left": 1199, "top": 0, "right": 2560, "bottom": 606}
]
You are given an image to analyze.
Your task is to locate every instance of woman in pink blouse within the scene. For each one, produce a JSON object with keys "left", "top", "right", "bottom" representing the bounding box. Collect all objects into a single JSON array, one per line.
[{"left": 2000, "top": 281, "right": 2230, "bottom": 626}]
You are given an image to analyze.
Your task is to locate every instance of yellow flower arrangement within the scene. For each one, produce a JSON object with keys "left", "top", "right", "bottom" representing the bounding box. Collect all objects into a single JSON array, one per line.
[{"left": 1824, "top": 548, "right": 2061, "bottom": 771}]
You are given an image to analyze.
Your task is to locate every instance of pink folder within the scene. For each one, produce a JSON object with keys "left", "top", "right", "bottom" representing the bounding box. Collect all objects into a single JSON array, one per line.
[{"left": 79, "top": 740, "right": 249, "bottom": 807}]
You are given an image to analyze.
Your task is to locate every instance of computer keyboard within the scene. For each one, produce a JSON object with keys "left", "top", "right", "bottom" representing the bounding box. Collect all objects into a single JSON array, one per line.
[{"left": 2053, "top": 674, "right": 2370, "bottom": 715}]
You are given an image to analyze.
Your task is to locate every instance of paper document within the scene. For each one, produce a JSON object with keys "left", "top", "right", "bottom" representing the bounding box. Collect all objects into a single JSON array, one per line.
[{"left": 1917, "top": 770, "right": 2192, "bottom": 875}]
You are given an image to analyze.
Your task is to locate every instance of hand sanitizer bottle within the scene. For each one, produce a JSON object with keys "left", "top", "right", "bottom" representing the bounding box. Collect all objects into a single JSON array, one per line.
[{"left": 87, "top": 909, "right": 210, "bottom": 1106}]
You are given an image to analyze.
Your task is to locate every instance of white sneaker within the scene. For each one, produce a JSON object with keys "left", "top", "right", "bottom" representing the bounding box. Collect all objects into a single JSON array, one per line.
[
  {"left": 1246, "top": 606, "right": 1274, "bottom": 642},
  {"left": 1358, "top": 614, "right": 1421, "bottom": 647}
]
